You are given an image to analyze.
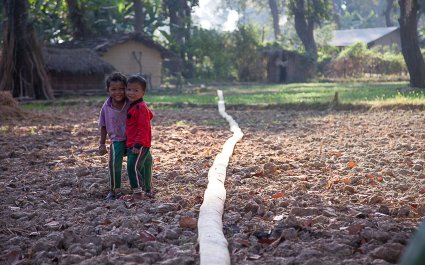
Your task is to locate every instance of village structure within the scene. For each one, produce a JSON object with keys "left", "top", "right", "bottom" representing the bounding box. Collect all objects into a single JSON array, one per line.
[
  {"left": 44, "top": 32, "right": 171, "bottom": 96},
  {"left": 0, "top": 27, "right": 403, "bottom": 96},
  {"left": 329, "top": 27, "right": 401, "bottom": 50},
  {"left": 262, "top": 27, "right": 401, "bottom": 84}
]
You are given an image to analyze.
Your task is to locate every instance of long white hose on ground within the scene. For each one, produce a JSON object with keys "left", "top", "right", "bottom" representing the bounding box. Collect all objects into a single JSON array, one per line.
[{"left": 197, "top": 90, "right": 244, "bottom": 265}]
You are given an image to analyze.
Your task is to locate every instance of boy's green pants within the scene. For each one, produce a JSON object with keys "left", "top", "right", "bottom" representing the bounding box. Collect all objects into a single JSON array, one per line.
[
  {"left": 108, "top": 141, "right": 126, "bottom": 190},
  {"left": 127, "top": 147, "right": 153, "bottom": 193}
]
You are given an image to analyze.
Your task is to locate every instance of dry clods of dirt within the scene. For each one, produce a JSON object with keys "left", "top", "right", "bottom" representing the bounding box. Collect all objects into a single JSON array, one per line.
[{"left": 0, "top": 103, "right": 424, "bottom": 265}]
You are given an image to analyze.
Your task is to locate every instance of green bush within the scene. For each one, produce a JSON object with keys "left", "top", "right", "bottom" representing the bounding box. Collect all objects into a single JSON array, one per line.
[
  {"left": 324, "top": 42, "right": 407, "bottom": 79},
  {"left": 337, "top": 42, "right": 370, "bottom": 59},
  {"left": 189, "top": 27, "right": 237, "bottom": 82}
]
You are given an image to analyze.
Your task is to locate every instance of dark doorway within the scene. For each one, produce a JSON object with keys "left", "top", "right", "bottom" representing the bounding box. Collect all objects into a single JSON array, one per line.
[
  {"left": 279, "top": 53, "right": 288, "bottom": 83},
  {"left": 279, "top": 65, "right": 287, "bottom": 83}
]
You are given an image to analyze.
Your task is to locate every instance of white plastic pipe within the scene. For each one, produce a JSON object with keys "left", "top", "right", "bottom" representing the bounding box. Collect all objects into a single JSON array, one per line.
[{"left": 197, "top": 90, "right": 244, "bottom": 265}]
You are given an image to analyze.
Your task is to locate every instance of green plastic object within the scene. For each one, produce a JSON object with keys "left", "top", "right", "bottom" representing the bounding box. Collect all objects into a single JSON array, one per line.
[{"left": 398, "top": 220, "right": 425, "bottom": 265}]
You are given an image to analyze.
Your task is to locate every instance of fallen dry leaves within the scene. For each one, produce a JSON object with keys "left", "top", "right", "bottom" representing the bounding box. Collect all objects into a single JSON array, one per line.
[{"left": 0, "top": 103, "right": 424, "bottom": 265}]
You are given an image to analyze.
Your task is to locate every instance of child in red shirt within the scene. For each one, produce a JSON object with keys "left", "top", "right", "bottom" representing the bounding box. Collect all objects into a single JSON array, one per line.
[{"left": 123, "top": 75, "right": 154, "bottom": 201}]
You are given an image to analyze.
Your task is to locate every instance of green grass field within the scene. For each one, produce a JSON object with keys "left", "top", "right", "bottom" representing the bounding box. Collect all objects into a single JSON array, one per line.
[
  {"left": 22, "top": 82, "right": 425, "bottom": 110},
  {"left": 147, "top": 82, "right": 425, "bottom": 107}
]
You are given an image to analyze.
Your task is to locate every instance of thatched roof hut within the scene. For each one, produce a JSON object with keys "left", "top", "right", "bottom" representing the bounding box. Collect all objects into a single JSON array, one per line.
[
  {"left": 43, "top": 47, "right": 115, "bottom": 96},
  {"left": 43, "top": 47, "right": 115, "bottom": 74},
  {"left": 57, "top": 32, "right": 173, "bottom": 58},
  {"left": 56, "top": 32, "right": 174, "bottom": 89}
]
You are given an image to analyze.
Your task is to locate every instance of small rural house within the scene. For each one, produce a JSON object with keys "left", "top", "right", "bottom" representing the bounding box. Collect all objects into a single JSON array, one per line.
[
  {"left": 329, "top": 27, "right": 401, "bottom": 50},
  {"left": 58, "top": 32, "right": 171, "bottom": 90},
  {"left": 261, "top": 48, "right": 315, "bottom": 83},
  {"left": 43, "top": 47, "right": 115, "bottom": 96}
]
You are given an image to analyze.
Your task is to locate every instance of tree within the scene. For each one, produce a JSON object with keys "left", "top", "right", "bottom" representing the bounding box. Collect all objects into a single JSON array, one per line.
[
  {"left": 140, "top": 0, "right": 165, "bottom": 36},
  {"left": 269, "top": 0, "right": 281, "bottom": 39},
  {"left": 222, "top": 0, "right": 279, "bottom": 40},
  {"left": 0, "top": 1, "right": 4, "bottom": 40},
  {"left": 287, "top": 0, "right": 331, "bottom": 71},
  {"left": 28, "top": 0, "right": 72, "bottom": 43},
  {"left": 332, "top": 0, "right": 342, "bottom": 29},
  {"left": 398, "top": 0, "right": 425, "bottom": 88},
  {"left": 190, "top": 28, "right": 236, "bottom": 81},
  {"left": 65, "top": 0, "right": 92, "bottom": 39},
  {"left": 133, "top": 0, "right": 145, "bottom": 32},
  {"left": 26, "top": 0, "right": 134, "bottom": 43},
  {"left": 232, "top": 25, "right": 264, "bottom": 81},
  {"left": 384, "top": 0, "right": 395, "bottom": 26},
  {"left": 334, "top": 0, "right": 399, "bottom": 28},
  {"left": 163, "top": 0, "right": 198, "bottom": 78},
  {"left": 0, "top": 0, "right": 53, "bottom": 99}
]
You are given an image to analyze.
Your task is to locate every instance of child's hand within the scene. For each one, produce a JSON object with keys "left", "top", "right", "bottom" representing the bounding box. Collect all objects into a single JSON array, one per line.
[
  {"left": 132, "top": 147, "right": 140, "bottom": 154},
  {"left": 98, "top": 144, "right": 107, "bottom": 155}
]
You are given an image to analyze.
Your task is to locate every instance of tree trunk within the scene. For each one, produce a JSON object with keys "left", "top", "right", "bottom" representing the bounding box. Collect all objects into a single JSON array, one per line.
[
  {"left": 398, "top": 0, "right": 425, "bottom": 88},
  {"left": 384, "top": 0, "right": 395, "bottom": 26},
  {"left": 65, "top": 0, "right": 91, "bottom": 40},
  {"left": 164, "top": 0, "right": 196, "bottom": 79},
  {"left": 0, "top": 0, "right": 53, "bottom": 99},
  {"left": 183, "top": 2, "right": 195, "bottom": 78},
  {"left": 269, "top": 0, "right": 281, "bottom": 39},
  {"left": 292, "top": 1, "right": 318, "bottom": 62},
  {"left": 332, "top": 0, "right": 341, "bottom": 29},
  {"left": 133, "top": 0, "right": 145, "bottom": 33},
  {"left": 165, "top": 0, "right": 185, "bottom": 50},
  {"left": 164, "top": 0, "right": 184, "bottom": 77}
]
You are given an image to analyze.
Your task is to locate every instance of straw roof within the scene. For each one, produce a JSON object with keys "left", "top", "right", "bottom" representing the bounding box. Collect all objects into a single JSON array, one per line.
[
  {"left": 57, "top": 32, "right": 173, "bottom": 58},
  {"left": 43, "top": 47, "right": 115, "bottom": 74}
]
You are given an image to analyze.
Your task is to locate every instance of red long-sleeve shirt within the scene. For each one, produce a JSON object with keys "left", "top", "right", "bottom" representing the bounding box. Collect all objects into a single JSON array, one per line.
[{"left": 126, "top": 99, "right": 153, "bottom": 148}]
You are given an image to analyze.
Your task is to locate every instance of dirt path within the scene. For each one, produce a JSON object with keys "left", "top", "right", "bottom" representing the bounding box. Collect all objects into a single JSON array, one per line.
[{"left": 0, "top": 103, "right": 424, "bottom": 265}]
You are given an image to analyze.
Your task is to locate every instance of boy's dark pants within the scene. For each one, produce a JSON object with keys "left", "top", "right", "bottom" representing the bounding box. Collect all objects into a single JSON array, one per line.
[
  {"left": 127, "top": 147, "right": 153, "bottom": 193},
  {"left": 108, "top": 141, "right": 126, "bottom": 190}
]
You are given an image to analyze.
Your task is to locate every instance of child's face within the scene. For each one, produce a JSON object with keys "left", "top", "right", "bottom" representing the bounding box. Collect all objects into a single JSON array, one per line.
[
  {"left": 126, "top": 82, "right": 145, "bottom": 102},
  {"left": 108, "top": 81, "right": 126, "bottom": 103}
]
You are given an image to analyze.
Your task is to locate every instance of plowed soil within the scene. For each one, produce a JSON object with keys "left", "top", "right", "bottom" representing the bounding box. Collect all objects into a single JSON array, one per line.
[{"left": 0, "top": 101, "right": 424, "bottom": 265}]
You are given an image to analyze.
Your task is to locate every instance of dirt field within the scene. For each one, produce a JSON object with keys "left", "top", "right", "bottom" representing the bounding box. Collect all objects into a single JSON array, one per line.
[{"left": 0, "top": 101, "right": 424, "bottom": 265}]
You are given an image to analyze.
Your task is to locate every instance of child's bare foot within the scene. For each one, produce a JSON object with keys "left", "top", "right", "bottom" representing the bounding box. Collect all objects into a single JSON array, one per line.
[
  {"left": 105, "top": 191, "right": 124, "bottom": 201},
  {"left": 120, "top": 193, "right": 142, "bottom": 202},
  {"left": 105, "top": 191, "right": 116, "bottom": 201},
  {"left": 144, "top": 191, "right": 155, "bottom": 199},
  {"left": 132, "top": 192, "right": 144, "bottom": 200}
]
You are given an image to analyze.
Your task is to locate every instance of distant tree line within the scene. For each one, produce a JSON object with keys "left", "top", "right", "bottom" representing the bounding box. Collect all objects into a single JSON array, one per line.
[{"left": 0, "top": 0, "right": 424, "bottom": 99}]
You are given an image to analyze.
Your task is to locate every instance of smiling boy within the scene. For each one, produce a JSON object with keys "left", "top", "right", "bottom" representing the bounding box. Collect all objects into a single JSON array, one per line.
[
  {"left": 123, "top": 75, "right": 154, "bottom": 201},
  {"left": 98, "top": 72, "right": 129, "bottom": 201}
]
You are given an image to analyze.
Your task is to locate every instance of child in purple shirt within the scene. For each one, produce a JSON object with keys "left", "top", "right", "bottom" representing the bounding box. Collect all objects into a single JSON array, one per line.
[{"left": 98, "top": 72, "right": 130, "bottom": 201}]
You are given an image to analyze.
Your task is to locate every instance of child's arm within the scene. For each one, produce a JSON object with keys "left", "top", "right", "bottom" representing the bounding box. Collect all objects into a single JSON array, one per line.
[
  {"left": 98, "top": 104, "right": 108, "bottom": 155},
  {"left": 98, "top": 126, "right": 107, "bottom": 155}
]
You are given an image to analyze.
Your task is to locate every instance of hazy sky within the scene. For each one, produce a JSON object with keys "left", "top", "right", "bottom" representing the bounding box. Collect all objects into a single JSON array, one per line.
[{"left": 192, "top": 0, "right": 239, "bottom": 31}]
